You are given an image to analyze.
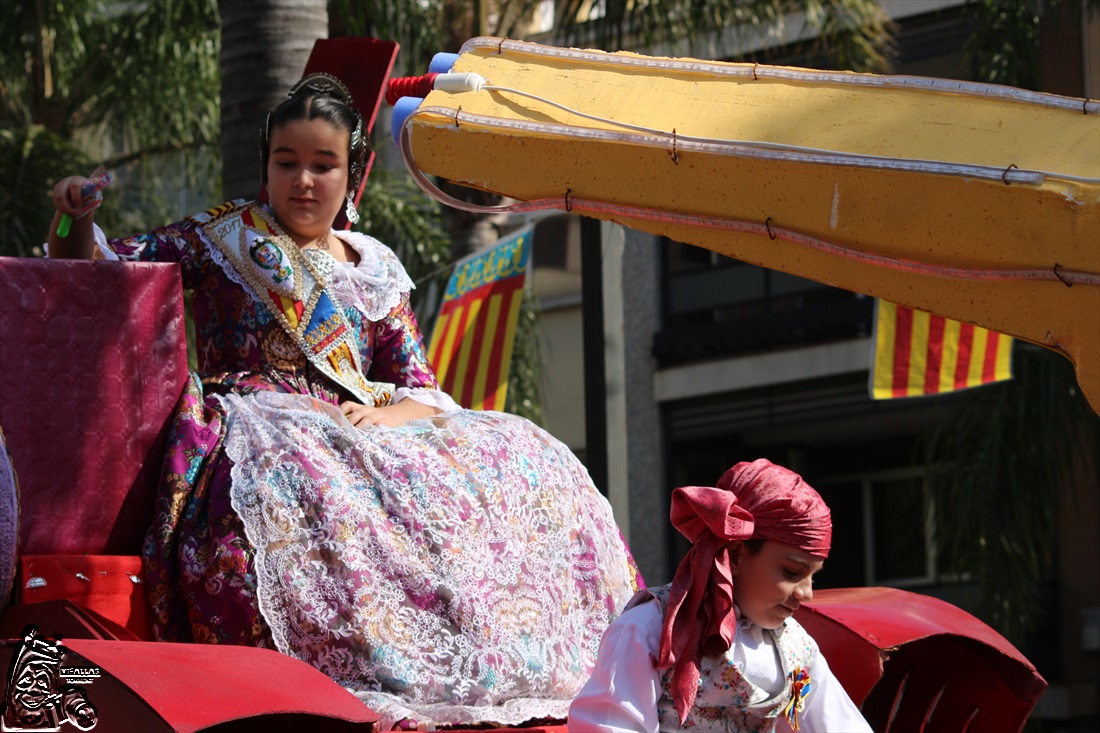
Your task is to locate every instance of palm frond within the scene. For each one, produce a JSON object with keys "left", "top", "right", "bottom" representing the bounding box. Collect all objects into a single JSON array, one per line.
[
  {"left": 0, "top": 126, "right": 87, "bottom": 257},
  {"left": 922, "top": 345, "right": 1100, "bottom": 644},
  {"left": 550, "top": 0, "right": 895, "bottom": 73}
]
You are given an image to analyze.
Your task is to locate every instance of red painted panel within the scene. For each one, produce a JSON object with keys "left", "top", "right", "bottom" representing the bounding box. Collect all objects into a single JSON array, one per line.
[
  {"left": 796, "top": 588, "right": 1046, "bottom": 733},
  {"left": 303, "top": 36, "right": 400, "bottom": 228}
]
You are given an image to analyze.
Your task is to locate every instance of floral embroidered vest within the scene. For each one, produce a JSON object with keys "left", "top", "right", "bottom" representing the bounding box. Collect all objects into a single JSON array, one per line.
[{"left": 641, "top": 584, "right": 815, "bottom": 733}]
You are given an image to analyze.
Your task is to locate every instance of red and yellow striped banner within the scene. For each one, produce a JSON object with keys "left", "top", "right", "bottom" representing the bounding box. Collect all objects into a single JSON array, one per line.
[
  {"left": 428, "top": 226, "right": 532, "bottom": 411},
  {"left": 871, "top": 300, "right": 1013, "bottom": 400}
]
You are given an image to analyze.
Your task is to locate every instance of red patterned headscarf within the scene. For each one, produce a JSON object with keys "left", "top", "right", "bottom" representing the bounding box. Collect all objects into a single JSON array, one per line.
[{"left": 655, "top": 459, "right": 832, "bottom": 722}]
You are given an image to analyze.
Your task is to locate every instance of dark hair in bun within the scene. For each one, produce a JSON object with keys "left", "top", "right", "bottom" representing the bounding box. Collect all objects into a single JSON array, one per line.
[{"left": 260, "top": 72, "right": 369, "bottom": 195}]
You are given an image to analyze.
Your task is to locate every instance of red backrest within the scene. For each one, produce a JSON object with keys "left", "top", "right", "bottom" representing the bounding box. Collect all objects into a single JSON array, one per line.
[
  {"left": 860, "top": 636, "right": 1042, "bottom": 733},
  {"left": 796, "top": 587, "right": 1047, "bottom": 733},
  {"left": 0, "top": 257, "right": 189, "bottom": 556},
  {"left": 306, "top": 36, "right": 398, "bottom": 228}
]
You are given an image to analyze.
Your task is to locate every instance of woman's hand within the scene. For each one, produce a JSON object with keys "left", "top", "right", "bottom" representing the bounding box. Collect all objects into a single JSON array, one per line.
[
  {"left": 52, "top": 176, "right": 93, "bottom": 216},
  {"left": 48, "top": 175, "right": 97, "bottom": 259},
  {"left": 341, "top": 399, "right": 441, "bottom": 428}
]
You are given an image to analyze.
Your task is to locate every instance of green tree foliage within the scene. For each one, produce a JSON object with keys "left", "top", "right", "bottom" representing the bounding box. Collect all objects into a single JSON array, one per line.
[
  {"left": 0, "top": 126, "right": 86, "bottom": 257},
  {"left": 551, "top": 0, "right": 895, "bottom": 71},
  {"left": 329, "top": 0, "right": 443, "bottom": 75},
  {"left": 356, "top": 169, "right": 451, "bottom": 322},
  {"left": 0, "top": 0, "right": 220, "bottom": 256},
  {"left": 923, "top": 346, "right": 1100, "bottom": 645},
  {"left": 965, "top": 0, "right": 1045, "bottom": 88}
]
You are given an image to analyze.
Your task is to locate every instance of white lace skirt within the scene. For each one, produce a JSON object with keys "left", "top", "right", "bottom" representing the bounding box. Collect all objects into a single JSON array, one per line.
[{"left": 218, "top": 391, "right": 638, "bottom": 729}]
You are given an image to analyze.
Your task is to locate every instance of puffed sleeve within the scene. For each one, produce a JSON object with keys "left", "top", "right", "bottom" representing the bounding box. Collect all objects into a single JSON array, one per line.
[
  {"left": 775, "top": 639, "right": 872, "bottom": 733},
  {"left": 369, "top": 293, "right": 436, "bottom": 388},
  {"left": 370, "top": 294, "right": 459, "bottom": 412},
  {"left": 92, "top": 214, "right": 207, "bottom": 290},
  {"left": 568, "top": 601, "right": 663, "bottom": 733}
]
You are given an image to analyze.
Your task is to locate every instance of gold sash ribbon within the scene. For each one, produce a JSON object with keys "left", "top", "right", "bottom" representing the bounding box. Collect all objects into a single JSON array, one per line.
[{"left": 199, "top": 202, "right": 394, "bottom": 407}]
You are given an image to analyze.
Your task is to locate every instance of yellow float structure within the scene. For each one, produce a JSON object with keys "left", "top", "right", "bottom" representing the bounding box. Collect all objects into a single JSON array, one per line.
[{"left": 392, "top": 37, "right": 1100, "bottom": 413}]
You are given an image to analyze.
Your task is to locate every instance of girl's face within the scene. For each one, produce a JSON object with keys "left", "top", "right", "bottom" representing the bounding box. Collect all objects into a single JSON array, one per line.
[
  {"left": 266, "top": 117, "right": 350, "bottom": 246},
  {"left": 731, "top": 539, "right": 825, "bottom": 629}
]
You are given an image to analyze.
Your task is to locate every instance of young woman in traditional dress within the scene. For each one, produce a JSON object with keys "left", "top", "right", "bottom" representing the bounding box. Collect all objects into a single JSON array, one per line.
[{"left": 49, "top": 72, "right": 639, "bottom": 731}]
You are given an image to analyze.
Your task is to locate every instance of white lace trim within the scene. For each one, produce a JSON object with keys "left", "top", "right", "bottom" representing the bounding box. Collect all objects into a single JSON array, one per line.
[
  {"left": 394, "top": 387, "right": 459, "bottom": 413},
  {"left": 354, "top": 689, "right": 570, "bottom": 731},
  {"left": 197, "top": 214, "right": 263, "bottom": 305},
  {"left": 87, "top": 223, "right": 119, "bottom": 260},
  {"left": 330, "top": 230, "right": 415, "bottom": 321}
]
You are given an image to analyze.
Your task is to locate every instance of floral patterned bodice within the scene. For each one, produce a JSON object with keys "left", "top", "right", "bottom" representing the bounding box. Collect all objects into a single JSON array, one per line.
[{"left": 98, "top": 200, "right": 438, "bottom": 397}]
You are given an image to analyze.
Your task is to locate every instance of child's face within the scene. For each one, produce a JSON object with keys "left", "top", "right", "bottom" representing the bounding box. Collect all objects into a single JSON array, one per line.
[
  {"left": 731, "top": 539, "right": 825, "bottom": 630},
  {"left": 266, "top": 117, "right": 350, "bottom": 245}
]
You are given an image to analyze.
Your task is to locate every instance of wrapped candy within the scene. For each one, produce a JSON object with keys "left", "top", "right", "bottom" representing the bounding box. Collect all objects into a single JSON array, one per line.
[{"left": 56, "top": 166, "right": 114, "bottom": 237}]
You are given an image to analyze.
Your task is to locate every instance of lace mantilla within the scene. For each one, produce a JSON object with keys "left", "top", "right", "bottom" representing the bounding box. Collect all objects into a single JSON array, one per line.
[{"left": 330, "top": 230, "right": 415, "bottom": 322}]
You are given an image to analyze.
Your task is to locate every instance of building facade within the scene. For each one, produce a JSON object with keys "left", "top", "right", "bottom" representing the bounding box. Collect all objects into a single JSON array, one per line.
[{"left": 525, "top": 1, "right": 1099, "bottom": 727}]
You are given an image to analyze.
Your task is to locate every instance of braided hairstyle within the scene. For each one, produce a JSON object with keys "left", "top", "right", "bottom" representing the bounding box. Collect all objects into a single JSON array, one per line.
[{"left": 260, "top": 72, "right": 369, "bottom": 196}]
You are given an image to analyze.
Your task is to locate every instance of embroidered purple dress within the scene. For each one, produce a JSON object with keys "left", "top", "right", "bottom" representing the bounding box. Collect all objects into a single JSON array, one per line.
[{"left": 96, "top": 200, "right": 639, "bottom": 729}]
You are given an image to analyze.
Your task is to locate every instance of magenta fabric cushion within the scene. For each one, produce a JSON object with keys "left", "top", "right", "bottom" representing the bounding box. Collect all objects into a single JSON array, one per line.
[{"left": 0, "top": 257, "right": 188, "bottom": 555}]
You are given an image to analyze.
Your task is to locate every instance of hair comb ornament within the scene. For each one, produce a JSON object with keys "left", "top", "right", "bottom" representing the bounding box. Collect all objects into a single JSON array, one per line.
[
  {"left": 288, "top": 72, "right": 354, "bottom": 105},
  {"left": 350, "top": 117, "right": 364, "bottom": 153}
]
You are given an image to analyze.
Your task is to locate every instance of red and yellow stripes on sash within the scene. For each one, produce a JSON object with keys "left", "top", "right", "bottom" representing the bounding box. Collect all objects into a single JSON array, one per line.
[
  {"left": 427, "top": 275, "right": 525, "bottom": 412},
  {"left": 239, "top": 208, "right": 306, "bottom": 326},
  {"left": 201, "top": 201, "right": 239, "bottom": 220},
  {"left": 872, "top": 300, "right": 1013, "bottom": 399},
  {"left": 302, "top": 313, "right": 360, "bottom": 384}
]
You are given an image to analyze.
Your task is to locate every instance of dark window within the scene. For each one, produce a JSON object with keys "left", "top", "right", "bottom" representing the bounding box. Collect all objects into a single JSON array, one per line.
[{"left": 656, "top": 239, "right": 873, "bottom": 365}]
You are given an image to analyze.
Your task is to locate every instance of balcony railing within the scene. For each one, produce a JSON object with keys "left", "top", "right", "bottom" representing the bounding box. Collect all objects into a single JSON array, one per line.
[{"left": 655, "top": 258, "right": 874, "bottom": 366}]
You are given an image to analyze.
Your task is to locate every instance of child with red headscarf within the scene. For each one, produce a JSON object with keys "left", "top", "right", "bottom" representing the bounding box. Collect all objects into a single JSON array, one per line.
[{"left": 568, "top": 459, "right": 871, "bottom": 732}]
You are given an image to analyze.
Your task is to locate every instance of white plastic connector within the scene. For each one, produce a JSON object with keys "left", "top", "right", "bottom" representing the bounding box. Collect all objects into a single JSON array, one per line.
[{"left": 434, "top": 72, "right": 487, "bottom": 93}]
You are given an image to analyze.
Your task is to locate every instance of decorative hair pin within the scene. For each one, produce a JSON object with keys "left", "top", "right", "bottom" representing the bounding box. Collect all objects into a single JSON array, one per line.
[
  {"left": 288, "top": 72, "right": 354, "bottom": 105},
  {"left": 350, "top": 117, "right": 364, "bottom": 152}
]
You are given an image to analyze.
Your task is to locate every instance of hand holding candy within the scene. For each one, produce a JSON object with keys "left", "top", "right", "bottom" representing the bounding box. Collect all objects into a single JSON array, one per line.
[{"left": 56, "top": 167, "right": 114, "bottom": 237}]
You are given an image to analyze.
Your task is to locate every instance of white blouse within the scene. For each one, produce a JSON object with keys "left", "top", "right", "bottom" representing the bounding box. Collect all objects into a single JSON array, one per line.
[{"left": 567, "top": 601, "right": 873, "bottom": 733}]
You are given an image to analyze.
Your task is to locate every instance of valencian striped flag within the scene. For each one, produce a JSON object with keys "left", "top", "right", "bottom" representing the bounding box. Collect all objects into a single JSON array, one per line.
[
  {"left": 871, "top": 299, "right": 1013, "bottom": 400},
  {"left": 428, "top": 225, "right": 532, "bottom": 411}
]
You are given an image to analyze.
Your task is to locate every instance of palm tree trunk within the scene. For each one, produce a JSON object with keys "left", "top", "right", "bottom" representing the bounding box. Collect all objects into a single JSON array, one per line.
[{"left": 218, "top": 0, "right": 329, "bottom": 200}]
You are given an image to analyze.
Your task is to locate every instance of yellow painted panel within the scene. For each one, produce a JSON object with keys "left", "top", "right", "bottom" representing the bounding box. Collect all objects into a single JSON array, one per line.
[{"left": 400, "top": 38, "right": 1100, "bottom": 412}]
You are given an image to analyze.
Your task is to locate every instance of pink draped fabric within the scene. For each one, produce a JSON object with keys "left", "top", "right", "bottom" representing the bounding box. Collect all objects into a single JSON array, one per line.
[{"left": 656, "top": 459, "right": 832, "bottom": 722}]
